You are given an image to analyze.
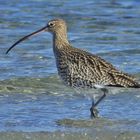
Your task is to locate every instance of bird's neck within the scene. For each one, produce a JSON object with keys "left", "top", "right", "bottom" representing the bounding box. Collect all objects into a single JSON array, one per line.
[{"left": 53, "top": 31, "right": 70, "bottom": 53}]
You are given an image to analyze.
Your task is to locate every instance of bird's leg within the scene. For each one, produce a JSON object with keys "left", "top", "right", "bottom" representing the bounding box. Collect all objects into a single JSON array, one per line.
[
  {"left": 90, "top": 95, "right": 99, "bottom": 118},
  {"left": 90, "top": 88, "right": 107, "bottom": 118}
]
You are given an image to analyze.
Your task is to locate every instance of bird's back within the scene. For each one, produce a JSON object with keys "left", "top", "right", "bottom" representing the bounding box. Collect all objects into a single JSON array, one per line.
[{"left": 55, "top": 47, "right": 140, "bottom": 88}]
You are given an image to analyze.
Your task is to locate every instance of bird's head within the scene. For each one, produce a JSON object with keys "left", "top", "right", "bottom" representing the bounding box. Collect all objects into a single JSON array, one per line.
[
  {"left": 46, "top": 19, "right": 67, "bottom": 34},
  {"left": 6, "top": 18, "right": 67, "bottom": 54}
]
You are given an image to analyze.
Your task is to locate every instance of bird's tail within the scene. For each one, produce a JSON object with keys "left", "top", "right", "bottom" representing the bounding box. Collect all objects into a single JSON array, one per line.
[
  {"left": 133, "top": 83, "right": 140, "bottom": 88},
  {"left": 109, "top": 71, "right": 140, "bottom": 88}
]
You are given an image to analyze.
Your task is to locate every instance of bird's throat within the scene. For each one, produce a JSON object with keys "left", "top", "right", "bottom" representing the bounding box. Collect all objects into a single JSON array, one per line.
[{"left": 53, "top": 32, "right": 70, "bottom": 53}]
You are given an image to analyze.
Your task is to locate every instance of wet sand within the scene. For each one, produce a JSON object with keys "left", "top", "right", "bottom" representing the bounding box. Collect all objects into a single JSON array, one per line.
[
  {"left": 0, "top": 130, "right": 140, "bottom": 140},
  {"left": 1, "top": 118, "right": 140, "bottom": 140}
]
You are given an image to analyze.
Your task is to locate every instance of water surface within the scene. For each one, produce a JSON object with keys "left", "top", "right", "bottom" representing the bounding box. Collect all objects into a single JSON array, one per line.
[{"left": 0, "top": 0, "right": 140, "bottom": 139}]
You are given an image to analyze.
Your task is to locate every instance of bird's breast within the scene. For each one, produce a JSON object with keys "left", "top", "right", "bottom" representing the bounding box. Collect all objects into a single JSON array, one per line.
[{"left": 55, "top": 55, "right": 96, "bottom": 88}]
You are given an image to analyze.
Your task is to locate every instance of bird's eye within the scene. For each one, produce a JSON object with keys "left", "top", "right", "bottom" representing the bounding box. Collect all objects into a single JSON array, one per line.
[{"left": 48, "top": 22, "right": 54, "bottom": 27}]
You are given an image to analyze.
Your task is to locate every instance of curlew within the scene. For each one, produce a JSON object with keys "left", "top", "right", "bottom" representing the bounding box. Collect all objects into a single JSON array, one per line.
[{"left": 6, "top": 19, "right": 140, "bottom": 118}]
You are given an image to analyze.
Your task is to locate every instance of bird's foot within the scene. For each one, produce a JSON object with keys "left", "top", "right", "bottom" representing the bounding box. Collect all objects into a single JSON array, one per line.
[{"left": 90, "top": 107, "right": 99, "bottom": 118}]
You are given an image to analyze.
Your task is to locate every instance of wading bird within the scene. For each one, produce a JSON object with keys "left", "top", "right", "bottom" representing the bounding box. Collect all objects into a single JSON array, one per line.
[{"left": 6, "top": 19, "right": 140, "bottom": 118}]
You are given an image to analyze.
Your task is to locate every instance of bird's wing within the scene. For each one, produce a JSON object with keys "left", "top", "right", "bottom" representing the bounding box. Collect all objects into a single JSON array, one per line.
[
  {"left": 71, "top": 48, "right": 140, "bottom": 88},
  {"left": 88, "top": 52, "right": 140, "bottom": 88}
]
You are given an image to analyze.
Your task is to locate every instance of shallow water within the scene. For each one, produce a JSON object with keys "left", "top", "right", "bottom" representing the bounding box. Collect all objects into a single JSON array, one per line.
[{"left": 0, "top": 0, "right": 140, "bottom": 139}]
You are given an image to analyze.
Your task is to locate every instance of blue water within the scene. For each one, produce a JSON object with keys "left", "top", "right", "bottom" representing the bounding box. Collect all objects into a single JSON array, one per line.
[{"left": 0, "top": 0, "right": 140, "bottom": 136}]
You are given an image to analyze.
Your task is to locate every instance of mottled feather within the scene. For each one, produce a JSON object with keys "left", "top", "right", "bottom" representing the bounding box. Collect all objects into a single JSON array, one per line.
[
  {"left": 55, "top": 46, "right": 140, "bottom": 88},
  {"left": 47, "top": 19, "right": 140, "bottom": 89}
]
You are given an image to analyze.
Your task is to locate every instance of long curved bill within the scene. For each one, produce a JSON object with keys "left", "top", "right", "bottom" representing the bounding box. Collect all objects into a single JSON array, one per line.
[{"left": 6, "top": 25, "right": 48, "bottom": 54}]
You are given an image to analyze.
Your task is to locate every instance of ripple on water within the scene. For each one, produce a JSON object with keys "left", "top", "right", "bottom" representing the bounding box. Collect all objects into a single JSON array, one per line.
[{"left": 0, "top": 0, "right": 140, "bottom": 136}]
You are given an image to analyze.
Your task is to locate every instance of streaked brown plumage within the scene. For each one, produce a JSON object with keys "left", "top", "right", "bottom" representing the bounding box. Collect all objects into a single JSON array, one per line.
[
  {"left": 6, "top": 18, "right": 140, "bottom": 118},
  {"left": 56, "top": 46, "right": 139, "bottom": 88}
]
